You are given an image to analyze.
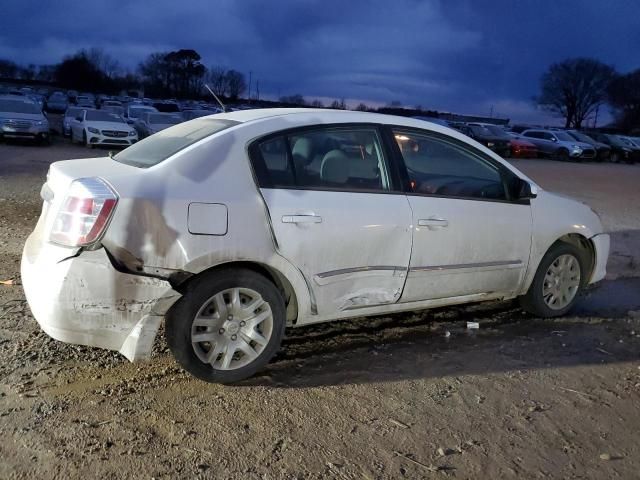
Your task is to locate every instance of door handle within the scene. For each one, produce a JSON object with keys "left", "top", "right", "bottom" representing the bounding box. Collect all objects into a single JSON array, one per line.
[
  {"left": 418, "top": 217, "right": 449, "bottom": 228},
  {"left": 282, "top": 214, "right": 323, "bottom": 224}
]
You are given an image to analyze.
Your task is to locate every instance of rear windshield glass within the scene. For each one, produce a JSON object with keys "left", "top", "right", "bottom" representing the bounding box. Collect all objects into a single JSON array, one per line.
[{"left": 114, "top": 118, "right": 238, "bottom": 168}]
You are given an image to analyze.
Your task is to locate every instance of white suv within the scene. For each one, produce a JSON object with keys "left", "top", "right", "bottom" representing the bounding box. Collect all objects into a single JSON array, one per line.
[{"left": 21, "top": 109, "right": 609, "bottom": 383}]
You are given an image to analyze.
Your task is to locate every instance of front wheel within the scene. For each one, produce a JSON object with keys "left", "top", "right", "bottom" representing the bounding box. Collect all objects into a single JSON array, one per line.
[
  {"left": 165, "top": 269, "right": 286, "bottom": 383},
  {"left": 555, "top": 149, "right": 570, "bottom": 162},
  {"left": 519, "top": 243, "right": 587, "bottom": 317}
]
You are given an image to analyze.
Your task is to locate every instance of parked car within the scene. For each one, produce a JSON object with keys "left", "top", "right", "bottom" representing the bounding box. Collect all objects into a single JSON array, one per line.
[
  {"left": 181, "top": 109, "right": 213, "bottom": 121},
  {"left": 21, "top": 109, "right": 610, "bottom": 383},
  {"left": 62, "top": 106, "right": 85, "bottom": 137},
  {"left": 101, "top": 100, "right": 123, "bottom": 109},
  {"left": 521, "top": 129, "right": 595, "bottom": 161},
  {"left": 124, "top": 105, "right": 158, "bottom": 125},
  {"left": 458, "top": 124, "right": 511, "bottom": 157},
  {"left": 75, "top": 95, "right": 95, "bottom": 109},
  {"left": 70, "top": 108, "right": 138, "bottom": 148},
  {"left": 153, "top": 101, "right": 181, "bottom": 113},
  {"left": 45, "top": 92, "right": 69, "bottom": 113},
  {"left": 101, "top": 105, "right": 125, "bottom": 118},
  {"left": 565, "top": 130, "right": 611, "bottom": 162},
  {"left": 509, "top": 137, "right": 539, "bottom": 158},
  {"left": 134, "top": 112, "right": 183, "bottom": 138},
  {"left": 0, "top": 95, "right": 50, "bottom": 144},
  {"left": 588, "top": 133, "right": 640, "bottom": 164}
]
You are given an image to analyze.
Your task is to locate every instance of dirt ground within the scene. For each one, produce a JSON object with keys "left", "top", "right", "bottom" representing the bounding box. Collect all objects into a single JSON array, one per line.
[{"left": 1, "top": 133, "right": 639, "bottom": 479}]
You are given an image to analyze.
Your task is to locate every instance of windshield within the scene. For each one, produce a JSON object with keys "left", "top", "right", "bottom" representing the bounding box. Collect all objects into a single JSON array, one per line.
[
  {"left": 85, "top": 110, "right": 125, "bottom": 123},
  {"left": 149, "top": 114, "right": 182, "bottom": 125},
  {"left": 568, "top": 131, "right": 594, "bottom": 143},
  {"left": 619, "top": 137, "right": 638, "bottom": 147},
  {"left": 553, "top": 131, "right": 574, "bottom": 141},
  {"left": 114, "top": 118, "right": 239, "bottom": 168},
  {"left": 103, "top": 106, "right": 124, "bottom": 116},
  {"left": 129, "top": 107, "right": 155, "bottom": 118},
  {"left": 484, "top": 125, "right": 508, "bottom": 137},
  {"left": 0, "top": 99, "right": 41, "bottom": 114},
  {"left": 65, "top": 107, "right": 83, "bottom": 117},
  {"left": 469, "top": 125, "right": 493, "bottom": 136},
  {"left": 606, "top": 135, "right": 627, "bottom": 147}
]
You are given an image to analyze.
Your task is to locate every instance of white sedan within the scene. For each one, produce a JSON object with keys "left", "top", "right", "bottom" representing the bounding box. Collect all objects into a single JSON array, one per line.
[
  {"left": 22, "top": 109, "right": 609, "bottom": 383},
  {"left": 70, "top": 109, "right": 138, "bottom": 148}
]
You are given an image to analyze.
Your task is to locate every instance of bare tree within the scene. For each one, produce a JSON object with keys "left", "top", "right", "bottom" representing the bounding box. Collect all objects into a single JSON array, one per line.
[
  {"left": 330, "top": 98, "right": 346, "bottom": 110},
  {"left": 225, "top": 70, "right": 246, "bottom": 100},
  {"left": 536, "top": 58, "right": 616, "bottom": 128},
  {"left": 208, "top": 66, "right": 229, "bottom": 96},
  {"left": 309, "top": 99, "right": 324, "bottom": 108},
  {"left": 355, "top": 102, "right": 369, "bottom": 111},
  {"left": 279, "top": 94, "right": 306, "bottom": 105},
  {"left": 608, "top": 69, "right": 640, "bottom": 131}
]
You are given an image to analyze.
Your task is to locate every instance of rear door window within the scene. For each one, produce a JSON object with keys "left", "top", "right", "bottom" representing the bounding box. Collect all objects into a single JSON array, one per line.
[{"left": 250, "top": 126, "right": 393, "bottom": 192}]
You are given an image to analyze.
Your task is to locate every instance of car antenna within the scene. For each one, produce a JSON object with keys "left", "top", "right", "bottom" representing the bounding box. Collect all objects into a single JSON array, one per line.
[{"left": 204, "top": 84, "right": 226, "bottom": 112}]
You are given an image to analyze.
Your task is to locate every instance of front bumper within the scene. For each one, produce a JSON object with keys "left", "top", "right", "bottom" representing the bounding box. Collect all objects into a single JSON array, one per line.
[
  {"left": 1, "top": 125, "right": 49, "bottom": 140},
  {"left": 589, "top": 233, "right": 610, "bottom": 284},
  {"left": 21, "top": 237, "right": 180, "bottom": 362},
  {"left": 87, "top": 132, "right": 137, "bottom": 146}
]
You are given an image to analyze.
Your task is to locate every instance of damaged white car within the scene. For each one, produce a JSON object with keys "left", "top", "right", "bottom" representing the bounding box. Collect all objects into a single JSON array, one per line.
[{"left": 21, "top": 109, "right": 609, "bottom": 383}]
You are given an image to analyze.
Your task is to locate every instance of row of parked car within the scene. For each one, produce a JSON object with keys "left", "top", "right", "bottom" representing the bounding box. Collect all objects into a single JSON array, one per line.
[
  {"left": 2, "top": 86, "right": 639, "bottom": 163},
  {"left": 0, "top": 87, "right": 227, "bottom": 147},
  {"left": 439, "top": 120, "right": 640, "bottom": 163}
]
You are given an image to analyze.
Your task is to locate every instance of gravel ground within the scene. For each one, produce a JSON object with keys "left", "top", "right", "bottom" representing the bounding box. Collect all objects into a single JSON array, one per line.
[{"left": 1, "top": 134, "right": 639, "bottom": 479}]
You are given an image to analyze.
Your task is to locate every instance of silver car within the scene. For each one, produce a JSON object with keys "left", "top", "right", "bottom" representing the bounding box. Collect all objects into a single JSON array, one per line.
[
  {"left": 0, "top": 95, "right": 50, "bottom": 144},
  {"left": 521, "top": 129, "right": 595, "bottom": 161}
]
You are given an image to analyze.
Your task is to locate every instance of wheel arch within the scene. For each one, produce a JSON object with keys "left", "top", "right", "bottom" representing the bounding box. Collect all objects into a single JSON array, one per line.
[
  {"left": 523, "top": 232, "right": 596, "bottom": 294},
  {"left": 172, "top": 260, "right": 300, "bottom": 325}
]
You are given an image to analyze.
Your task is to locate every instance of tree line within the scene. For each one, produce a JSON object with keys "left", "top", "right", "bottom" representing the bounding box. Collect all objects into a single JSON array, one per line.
[
  {"left": 1, "top": 50, "right": 638, "bottom": 130},
  {"left": 0, "top": 48, "right": 248, "bottom": 100}
]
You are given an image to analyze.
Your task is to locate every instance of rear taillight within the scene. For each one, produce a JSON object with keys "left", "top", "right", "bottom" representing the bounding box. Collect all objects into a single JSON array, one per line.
[{"left": 50, "top": 177, "right": 118, "bottom": 247}]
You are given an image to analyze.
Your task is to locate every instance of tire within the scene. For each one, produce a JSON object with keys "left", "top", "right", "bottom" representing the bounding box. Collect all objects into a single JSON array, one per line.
[
  {"left": 610, "top": 152, "right": 619, "bottom": 163},
  {"left": 83, "top": 131, "right": 93, "bottom": 149},
  {"left": 165, "top": 268, "right": 286, "bottom": 383},
  {"left": 519, "top": 242, "right": 588, "bottom": 318},
  {"left": 555, "top": 148, "right": 569, "bottom": 162}
]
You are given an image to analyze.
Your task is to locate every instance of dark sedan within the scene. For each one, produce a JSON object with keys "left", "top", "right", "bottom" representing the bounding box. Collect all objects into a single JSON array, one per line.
[{"left": 458, "top": 124, "right": 511, "bottom": 157}]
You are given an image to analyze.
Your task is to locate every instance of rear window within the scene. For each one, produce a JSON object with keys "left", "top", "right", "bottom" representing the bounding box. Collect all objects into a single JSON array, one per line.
[{"left": 114, "top": 118, "right": 238, "bottom": 168}]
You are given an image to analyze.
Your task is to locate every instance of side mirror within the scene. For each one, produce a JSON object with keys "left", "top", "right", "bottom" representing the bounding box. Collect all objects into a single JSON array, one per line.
[{"left": 516, "top": 178, "right": 537, "bottom": 199}]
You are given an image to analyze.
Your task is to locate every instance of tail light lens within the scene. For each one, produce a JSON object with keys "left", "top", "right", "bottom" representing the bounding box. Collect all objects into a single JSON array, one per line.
[{"left": 50, "top": 177, "right": 118, "bottom": 247}]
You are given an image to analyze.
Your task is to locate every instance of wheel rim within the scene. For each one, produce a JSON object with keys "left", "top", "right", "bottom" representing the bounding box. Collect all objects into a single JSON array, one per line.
[
  {"left": 542, "top": 254, "right": 581, "bottom": 310},
  {"left": 191, "top": 287, "right": 273, "bottom": 371}
]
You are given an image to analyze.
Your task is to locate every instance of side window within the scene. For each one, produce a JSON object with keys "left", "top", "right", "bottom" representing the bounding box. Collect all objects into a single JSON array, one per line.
[
  {"left": 254, "top": 136, "right": 296, "bottom": 187},
  {"left": 393, "top": 130, "right": 507, "bottom": 200},
  {"left": 543, "top": 132, "right": 555, "bottom": 141},
  {"left": 251, "top": 127, "right": 392, "bottom": 192}
]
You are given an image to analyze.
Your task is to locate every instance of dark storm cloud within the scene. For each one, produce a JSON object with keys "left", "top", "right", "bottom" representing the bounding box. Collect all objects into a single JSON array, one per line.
[{"left": 1, "top": 0, "right": 638, "bottom": 122}]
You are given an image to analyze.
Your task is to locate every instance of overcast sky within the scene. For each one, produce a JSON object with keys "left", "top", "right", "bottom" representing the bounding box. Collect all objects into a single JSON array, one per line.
[{"left": 1, "top": 0, "right": 638, "bottom": 124}]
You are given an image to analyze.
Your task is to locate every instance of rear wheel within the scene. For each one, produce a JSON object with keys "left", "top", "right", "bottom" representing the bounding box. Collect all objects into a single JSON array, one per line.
[
  {"left": 520, "top": 242, "right": 587, "bottom": 317},
  {"left": 165, "top": 269, "right": 286, "bottom": 383}
]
